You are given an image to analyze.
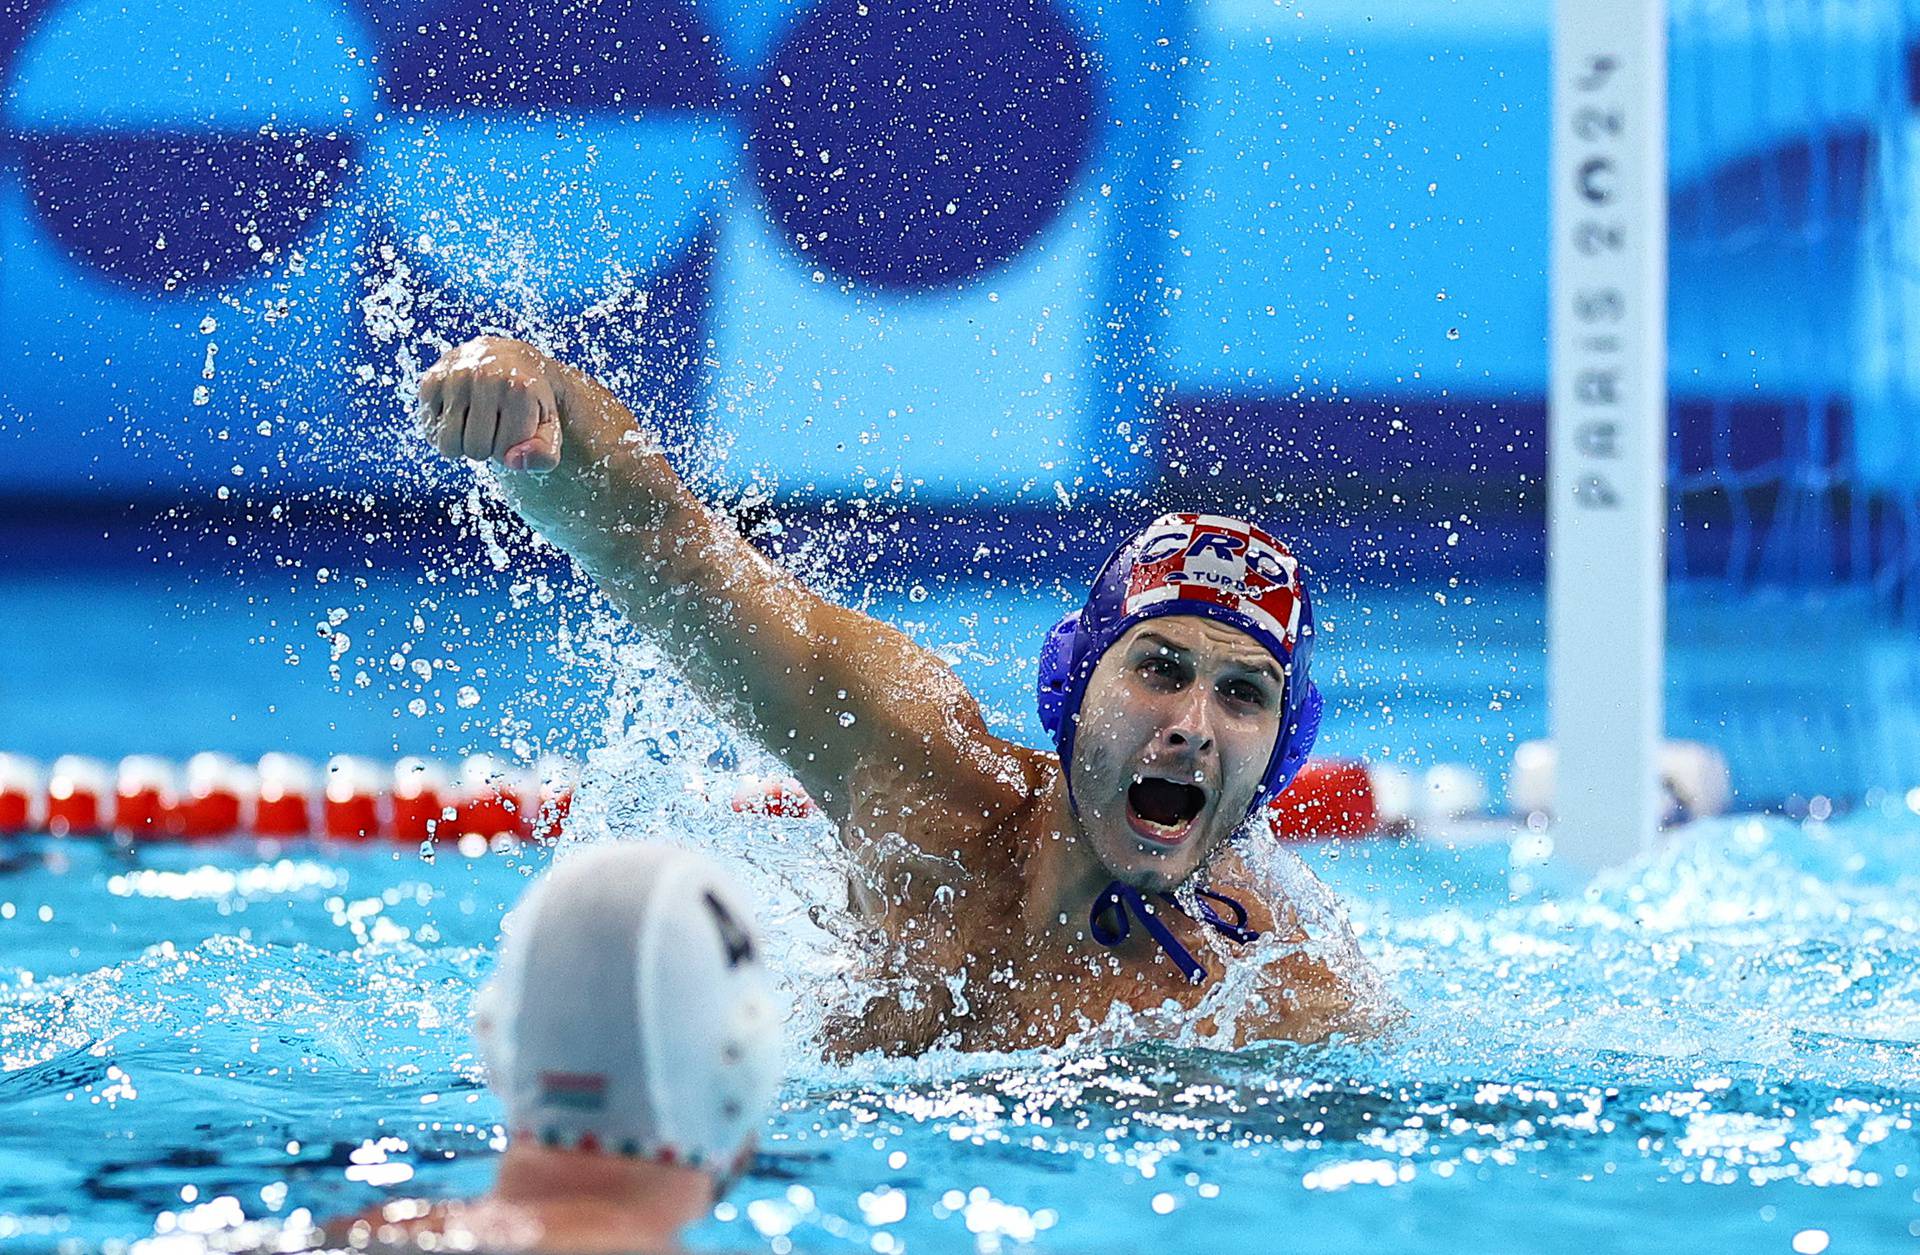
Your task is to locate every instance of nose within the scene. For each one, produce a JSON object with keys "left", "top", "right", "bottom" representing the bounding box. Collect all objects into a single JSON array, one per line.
[{"left": 1162, "top": 684, "right": 1215, "bottom": 753}]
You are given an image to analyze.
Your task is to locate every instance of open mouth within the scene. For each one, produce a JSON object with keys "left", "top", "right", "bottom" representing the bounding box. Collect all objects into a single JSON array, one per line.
[{"left": 1125, "top": 776, "right": 1208, "bottom": 845}]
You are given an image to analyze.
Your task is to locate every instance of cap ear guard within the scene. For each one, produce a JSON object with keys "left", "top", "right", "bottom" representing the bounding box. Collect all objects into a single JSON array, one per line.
[
  {"left": 473, "top": 874, "right": 547, "bottom": 1102},
  {"left": 635, "top": 855, "right": 785, "bottom": 1170},
  {"left": 1261, "top": 679, "right": 1323, "bottom": 809},
  {"left": 1035, "top": 610, "right": 1082, "bottom": 739}
]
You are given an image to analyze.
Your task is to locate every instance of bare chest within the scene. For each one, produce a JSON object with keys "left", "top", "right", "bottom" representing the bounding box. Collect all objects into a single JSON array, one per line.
[
  {"left": 828, "top": 835, "right": 1274, "bottom": 1055},
  {"left": 820, "top": 762, "right": 1342, "bottom": 1056}
]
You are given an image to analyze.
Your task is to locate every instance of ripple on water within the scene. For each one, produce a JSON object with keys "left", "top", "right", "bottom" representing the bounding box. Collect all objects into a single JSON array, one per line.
[{"left": 0, "top": 809, "right": 1915, "bottom": 1251}]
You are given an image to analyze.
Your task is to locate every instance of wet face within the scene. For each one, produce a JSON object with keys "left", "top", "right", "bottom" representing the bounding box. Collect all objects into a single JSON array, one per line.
[{"left": 1067, "top": 617, "right": 1285, "bottom": 891}]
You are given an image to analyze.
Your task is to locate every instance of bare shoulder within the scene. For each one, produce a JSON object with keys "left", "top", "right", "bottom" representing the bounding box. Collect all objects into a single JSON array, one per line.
[
  {"left": 853, "top": 734, "right": 1056, "bottom": 867},
  {"left": 1205, "top": 842, "right": 1305, "bottom": 937},
  {"left": 1207, "top": 839, "right": 1400, "bottom": 1040}
]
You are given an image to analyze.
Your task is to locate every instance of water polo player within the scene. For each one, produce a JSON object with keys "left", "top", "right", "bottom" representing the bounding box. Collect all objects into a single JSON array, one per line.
[
  {"left": 326, "top": 842, "right": 784, "bottom": 1251},
  {"left": 415, "top": 336, "right": 1381, "bottom": 1053}
]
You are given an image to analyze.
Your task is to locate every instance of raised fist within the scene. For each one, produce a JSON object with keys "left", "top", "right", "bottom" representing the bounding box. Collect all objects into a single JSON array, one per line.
[{"left": 416, "top": 336, "right": 563, "bottom": 473}]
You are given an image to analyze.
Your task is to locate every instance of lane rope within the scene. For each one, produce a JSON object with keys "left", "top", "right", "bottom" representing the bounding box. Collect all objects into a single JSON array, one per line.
[{"left": 0, "top": 751, "right": 1497, "bottom": 844}]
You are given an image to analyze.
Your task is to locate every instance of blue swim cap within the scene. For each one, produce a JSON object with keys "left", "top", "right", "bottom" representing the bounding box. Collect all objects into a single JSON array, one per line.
[{"left": 1036, "top": 512, "right": 1323, "bottom": 826}]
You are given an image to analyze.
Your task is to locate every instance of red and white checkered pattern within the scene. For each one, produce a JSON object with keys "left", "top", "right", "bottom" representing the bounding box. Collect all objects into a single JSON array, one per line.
[{"left": 1122, "top": 512, "right": 1303, "bottom": 651}]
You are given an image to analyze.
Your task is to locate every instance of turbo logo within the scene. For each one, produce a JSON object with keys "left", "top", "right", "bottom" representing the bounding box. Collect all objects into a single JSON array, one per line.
[{"left": 1125, "top": 514, "right": 1303, "bottom": 650}]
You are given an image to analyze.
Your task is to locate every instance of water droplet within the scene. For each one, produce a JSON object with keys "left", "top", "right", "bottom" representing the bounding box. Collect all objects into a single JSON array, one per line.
[
  {"left": 407, "top": 698, "right": 428, "bottom": 717},
  {"left": 456, "top": 686, "right": 480, "bottom": 709},
  {"left": 198, "top": 316, "right": 217, "bottom": 335},
  {"left": 192, "top": 386, "right": 211, "bottom": 406},
  {"left": 838, "top": 711, "right": 857, "bottom": 727},
  {"left": 907, "top": 585, "right": 928, "bottom": 603}
]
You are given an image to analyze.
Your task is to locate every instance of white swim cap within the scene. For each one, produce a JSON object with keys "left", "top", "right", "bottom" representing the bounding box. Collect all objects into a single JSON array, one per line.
[{"left": 473, "top": 843, "right": 784, "bottom": 1171}]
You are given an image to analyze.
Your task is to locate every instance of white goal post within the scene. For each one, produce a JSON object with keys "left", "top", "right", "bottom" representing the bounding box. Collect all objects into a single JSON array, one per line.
[{"left": 1547, "top": 0, "right": 1669, "bottom": 867}]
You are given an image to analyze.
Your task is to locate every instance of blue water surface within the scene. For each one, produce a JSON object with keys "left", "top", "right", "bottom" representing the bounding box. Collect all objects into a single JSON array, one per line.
[
  {"left": 0, "top": 809, "right": 1916, "bottom": 1252},
  {"left": 3, "top": 553, "right": 1919, "bottom": 1251}
]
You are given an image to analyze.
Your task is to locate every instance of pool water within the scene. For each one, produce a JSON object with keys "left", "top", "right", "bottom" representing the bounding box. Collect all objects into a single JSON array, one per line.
[
  {"left": 2, "top": 806, "right": 1918, "bottom": 1252},
  {"left": 5, "top": 553, "right": 1920, "bottom": 1251}
]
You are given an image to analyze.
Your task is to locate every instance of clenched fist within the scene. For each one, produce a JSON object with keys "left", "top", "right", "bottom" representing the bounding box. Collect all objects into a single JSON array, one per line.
[{"left": 416, "top": 336, "right": 564, "bottom": 473}]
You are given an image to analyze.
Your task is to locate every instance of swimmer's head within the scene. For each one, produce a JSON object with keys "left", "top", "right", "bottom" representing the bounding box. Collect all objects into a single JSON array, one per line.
[
  {"left": 1036, "top": 513, "right": 1321, "bottom": 888},
  {"left": 473, "top": 842, "right": 784, "bottom": 1182}
]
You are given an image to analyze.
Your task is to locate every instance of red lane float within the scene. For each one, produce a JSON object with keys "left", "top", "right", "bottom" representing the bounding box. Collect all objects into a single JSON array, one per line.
[
  {"left": 453, "top": 754, "right": 526, "bottom": 840},
  {"left": 0, "top": 753, "right": 568, "bottom": 844},
  {"left": 324, "top": 756, "right": 385, "bottom": 841},
  {"left": 391, "top": 756, "right": 451, "bottom": 844},
  {"left": 115, "top": 755, "right": 178, "bottom": 840},
  {"left": 728, "top": 775, "right": 819, "bottom": 819},
  {"left": 0, "top": 754, "right": 42, "bottom": 833},
  {"left": 0, "top": 752, "right": 1484, "bottom": 846},
  {"left": 181, "top": 753, "right": 250, "bottom": 839},
  {"left": 47, "top": 756, "right": 110, "bottom": 837},
  {"left": 1269, "top": 758, "right": 1381, "bottom": 840},
  {"left": 255, "top": 754, "right": 317, "bottom": 838}
]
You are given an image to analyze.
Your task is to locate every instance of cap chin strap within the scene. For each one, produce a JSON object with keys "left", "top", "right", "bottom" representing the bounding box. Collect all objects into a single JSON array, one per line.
[{"left": 1088, "top": 882, "right": 1259, "bottom": 984}]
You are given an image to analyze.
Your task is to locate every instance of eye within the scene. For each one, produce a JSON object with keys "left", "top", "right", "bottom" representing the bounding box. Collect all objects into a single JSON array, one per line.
[
  {"left": 1220, "top": 678, "right": 1269, "bottom": 708},
  {"left": 1137, "top": 655, "right": 1184, "bottom": 684}
]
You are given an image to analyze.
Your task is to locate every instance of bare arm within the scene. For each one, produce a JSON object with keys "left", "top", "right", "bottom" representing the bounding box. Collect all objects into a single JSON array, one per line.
[{"left": 417, "top": 336, "right": 1021, "bottom": 828}]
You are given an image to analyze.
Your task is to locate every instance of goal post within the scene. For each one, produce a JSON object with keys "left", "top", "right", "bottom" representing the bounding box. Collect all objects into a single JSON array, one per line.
[{"left": 1547, "top": 0, "right": 1669, "bottom": 868}]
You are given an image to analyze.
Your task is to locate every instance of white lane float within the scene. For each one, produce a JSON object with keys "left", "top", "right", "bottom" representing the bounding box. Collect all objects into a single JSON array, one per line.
[
  {"left": 46, "top": 755, "right": 111, "bottom": 837},
  {"left": 1510, "top": 738, "right": 1732, "bottom": 825}
]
